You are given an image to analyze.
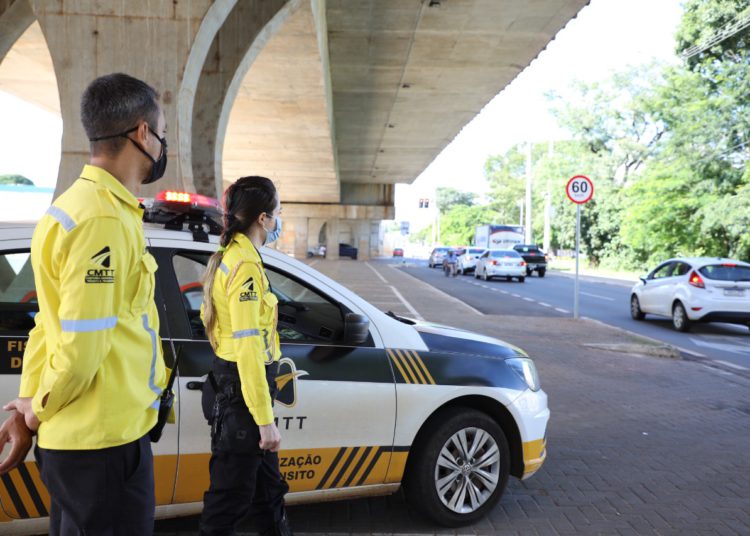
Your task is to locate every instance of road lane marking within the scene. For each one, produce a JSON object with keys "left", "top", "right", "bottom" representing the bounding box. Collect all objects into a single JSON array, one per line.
[
  {"left": 523, "top": 297, "right": 534, "bottom": 302},
  {"left": 690, "top": 337, "right": 750, "bottom": 356},
  {"left": 713, "top": 360, "right": 749, "bottom": 371},
  {"left": 539, "top": 302, "right": 552, "bottom": 308},
  {"left": 555, "top": 307, "right": 570, "bottom": 313},
  {"left": 365, "top": 262, "right": 389, "bottom": 284},
  {"left": 580, "top": 291, "right": 615, "bottom": 301},
  {"left": 388, "top": 286, "right": 424, "bottom": 321},
  {"left": 394, "top": 267, "right": 483, "bottom": 316},
  {"left": 511, "top": 294, "right": 521, "bottom": 298}
]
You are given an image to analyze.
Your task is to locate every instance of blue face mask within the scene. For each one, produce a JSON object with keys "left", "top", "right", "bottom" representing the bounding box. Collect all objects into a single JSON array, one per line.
[{"left": 263, "top": 215, "right": 282, "bottom": 245}]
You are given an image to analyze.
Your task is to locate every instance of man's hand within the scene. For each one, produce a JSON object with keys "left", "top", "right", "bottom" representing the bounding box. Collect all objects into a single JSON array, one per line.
[
  {"left": 0, "top": 411, "right": 33, "bottom": 475},
  {"left": 3, "top": 398, "right": 40, "bottom": 432},
  {"left": 259, "top": 423, "right": 281, "bottom": 452}
]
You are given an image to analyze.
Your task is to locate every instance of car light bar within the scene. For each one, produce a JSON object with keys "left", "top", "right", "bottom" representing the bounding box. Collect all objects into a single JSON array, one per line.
[{"left": 155, "top": 190, "right": 221, "bottom": 210}]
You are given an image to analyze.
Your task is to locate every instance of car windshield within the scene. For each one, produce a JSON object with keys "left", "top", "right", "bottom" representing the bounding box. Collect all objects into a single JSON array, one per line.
[
  {"left": 469, "top": 248, "right": 484, "bottom": 254},
  {"left": 515, "top": 246, "right": 540, "bottom": 253},
  {"left": 698, "top": 264, "right": 750, "bottom": 281},
  {"left": 491, "top": 250, "right": 520, "bottom": 258},
  {"left": 434, "top": 248, "right": 449, "bottom": 253}
]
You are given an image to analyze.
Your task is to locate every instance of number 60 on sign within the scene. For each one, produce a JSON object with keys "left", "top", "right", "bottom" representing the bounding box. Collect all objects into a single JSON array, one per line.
[{"left": 566, "top": 175, "right": 594, "bottom": 204}]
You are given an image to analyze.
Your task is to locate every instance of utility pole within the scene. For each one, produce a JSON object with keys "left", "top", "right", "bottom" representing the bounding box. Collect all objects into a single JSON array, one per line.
[
  {"left": 543, "top": 191, "right": 551, "bottom": 252},
  {"left": 525, "top": 142, "right": 533, "bottom": 243}
]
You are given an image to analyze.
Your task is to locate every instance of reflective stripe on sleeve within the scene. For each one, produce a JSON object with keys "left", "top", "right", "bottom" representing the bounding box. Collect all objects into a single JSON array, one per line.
[
  {"left": 142, "top": 314, "right": 163, "bottom": 406},
  {"left": 219, "top": 263, "right": 229, "bottom": 275},
  {"left": 46, "top": 206, "right": 77, "bottom": 232},
  {"left": 60, "top": 316, "right": 117, "bottom": 333},
  {"left": 232, "top": 329, "right": 260, "bottom": 339}
]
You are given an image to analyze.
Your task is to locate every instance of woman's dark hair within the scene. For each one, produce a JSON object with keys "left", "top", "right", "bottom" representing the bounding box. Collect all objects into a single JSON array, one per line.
[{"left": 202, "top": 176, "right": 278, "bottom": 349}]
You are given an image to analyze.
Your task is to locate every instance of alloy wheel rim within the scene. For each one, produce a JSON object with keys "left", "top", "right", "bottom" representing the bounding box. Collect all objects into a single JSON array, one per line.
[
  {"left": 434, "top": 427, "right": 500, "bottom": 514},
  {"left": 631, "top": 297, "right": 639, "bottom": 316},
  {"left": 674, "top": 305, "right": 685, "bottom": 327}
]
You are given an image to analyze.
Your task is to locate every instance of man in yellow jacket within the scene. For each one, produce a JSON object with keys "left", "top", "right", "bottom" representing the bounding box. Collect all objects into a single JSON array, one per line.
[{"left": 2, "top": 73, "right": 168, "bottom": 535}]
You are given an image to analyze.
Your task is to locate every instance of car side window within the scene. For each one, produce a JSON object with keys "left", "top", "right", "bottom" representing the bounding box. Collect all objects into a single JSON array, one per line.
[
  {"left": 650, "top": 263, "right": 674, "bottom": 279},
  {"left": 0, "top": 250, "right": 37, "bottom": 333},
  {"left": 172, "top": 252, "right": 209, "bottom": 339},
  {"left": 674, "top": 262, "right": 691, "bottom": 277},
  {"left": 266, "top": 268, "right": 355, "bottom": 345}
]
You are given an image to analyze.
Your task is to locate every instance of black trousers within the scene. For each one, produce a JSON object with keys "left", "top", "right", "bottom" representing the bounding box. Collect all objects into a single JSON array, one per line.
[
  {"left": 35, "top": 434, "right": 154, "bottom": 536},
  {"left": 200, "top": 358, "right": 289, "bottom": 536}
]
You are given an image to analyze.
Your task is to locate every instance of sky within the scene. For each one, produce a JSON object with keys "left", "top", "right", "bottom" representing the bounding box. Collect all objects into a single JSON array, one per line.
[{"left": 395, "top": 0, "right": 686, "bottom": 229}]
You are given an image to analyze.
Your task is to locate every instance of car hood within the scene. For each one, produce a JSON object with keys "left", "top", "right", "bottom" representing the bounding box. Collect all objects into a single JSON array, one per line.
[{"left": 413, "top": 322, "right": 527, "bottom": 359}]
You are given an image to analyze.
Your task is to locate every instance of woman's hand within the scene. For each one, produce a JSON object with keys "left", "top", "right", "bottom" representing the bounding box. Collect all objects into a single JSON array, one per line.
[{"left": 259, "top": 423, "right": 281, "bottom": 452}]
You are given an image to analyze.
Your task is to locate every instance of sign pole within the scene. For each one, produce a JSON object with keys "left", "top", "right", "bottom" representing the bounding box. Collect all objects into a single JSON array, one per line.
[
  {"left": 565, "top": 174, "right": 593, "bottom": 320},
  {"left": 573, "top": 205, "right": 581, "bottom": 319}
]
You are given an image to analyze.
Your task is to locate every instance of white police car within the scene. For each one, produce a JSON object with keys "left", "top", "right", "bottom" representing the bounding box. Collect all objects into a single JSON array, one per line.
[{"left": 0, "top": 192, "right": 549, "bottom": 532}]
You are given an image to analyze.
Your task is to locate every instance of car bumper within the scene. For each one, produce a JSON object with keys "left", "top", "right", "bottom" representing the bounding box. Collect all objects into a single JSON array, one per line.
[
  {"left": 692, "top": 311, "right": 750, "bottom": 324},
  {"left": 507, "top": 388, "right": 549, "bottom": 479},
  {"left": 525, "top": 263, "right": 547, "bottom": 270},
  {"left": 487, "top": 266, "right": 526, "bottom": 277},
  {"left": 686, "top": 293, "right": 750, "bottom": 322}
]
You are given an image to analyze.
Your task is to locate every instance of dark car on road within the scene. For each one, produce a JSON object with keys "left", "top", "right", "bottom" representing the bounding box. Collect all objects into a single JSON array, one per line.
[
  {"left": 513, "top": 244, "right": 548, "bottom": 277},
  {"left": 339, "top": 243, "right": 358, "bottom": 259}
]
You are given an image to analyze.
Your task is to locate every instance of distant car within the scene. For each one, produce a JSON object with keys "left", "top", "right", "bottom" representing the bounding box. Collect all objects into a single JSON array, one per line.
[
  {"left": 307, "top": 244, "right": 326, "bottom": 258},
  {"left": 457, "top": 247, "right": 487, "bottom": 275},
  {"left": 475, "top": 249, "right": 527, "bottom": 282},
  {"left": 630, "top": 257, "right": 750, "bottom": 332},
  {"left": 428, "top": 246, "right": 451, "bottom": 268},
  {"left": 513, "top": 244, "right": 548, "bottom": 277},
  {"left": 392, "top": 248, "right": 404, "bottom": 257},
  {"left": 339, "top": 243, "right": 358, "bottom": 260}
]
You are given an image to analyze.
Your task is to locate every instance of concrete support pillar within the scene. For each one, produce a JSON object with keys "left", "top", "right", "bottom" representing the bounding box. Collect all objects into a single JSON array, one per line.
[
  {"left": 324, "top": 218, "right": 340, "bottom": 261},
  {"left": 29, "top": 0, "right": 215, "bottom": 197},
  {"left": 355, "top": 220, "right": 370, "bottom": 261},
  {"left": 276, "top": 216, "right": 308, "bottom": 259},
  {"left": 370, "top": 220, "right": 384, "bottom": 258},
  {"left": 0, "top": 0, "right": 34, "bottom": 62}
]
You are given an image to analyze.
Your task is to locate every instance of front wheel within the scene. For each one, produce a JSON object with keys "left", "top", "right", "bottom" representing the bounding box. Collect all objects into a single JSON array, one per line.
[
  {"left": 630, "top": 295, "right": 645, "bottom": 320},
  {"left": 672, "top": 301, "right": 691, "bottom": 332},
  {"left": 538, "top": 268, "right": 546, "bottom": 278},
  {"left": 403, "top": 408, "right": 510, "bottom": 527},
  {"left": 518, "top": 276, "right": 525, "bottom": 283}
]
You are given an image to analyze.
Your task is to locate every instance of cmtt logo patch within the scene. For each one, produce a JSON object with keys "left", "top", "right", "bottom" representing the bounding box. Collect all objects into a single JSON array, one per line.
[{"left": 85, "top": 246, "right": 115, "bottom": 283}]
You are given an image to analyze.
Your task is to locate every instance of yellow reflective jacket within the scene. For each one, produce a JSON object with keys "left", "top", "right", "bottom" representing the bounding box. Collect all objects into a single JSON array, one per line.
[
  {"left": 202, "top": 233, "right": 280, "bottom": 426},
  {"left": 19, "top": 165, "right": 167, "bottom": 450}
]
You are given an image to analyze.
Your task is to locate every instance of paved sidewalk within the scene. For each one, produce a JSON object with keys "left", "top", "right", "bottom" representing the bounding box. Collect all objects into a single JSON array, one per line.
[{"left": 156, "top": 259, "right": 750, "bottom": 536}]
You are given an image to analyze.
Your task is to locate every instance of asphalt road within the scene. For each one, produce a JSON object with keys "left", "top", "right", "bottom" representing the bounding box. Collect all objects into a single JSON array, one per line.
[{"left": 392, "top": 258, "right": 750, "bottom": 373}]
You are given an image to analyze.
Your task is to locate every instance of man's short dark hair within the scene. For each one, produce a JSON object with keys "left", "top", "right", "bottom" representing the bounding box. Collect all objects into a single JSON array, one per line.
[{"left": 81, "top": 73, "right": 160, "bottom": 156}]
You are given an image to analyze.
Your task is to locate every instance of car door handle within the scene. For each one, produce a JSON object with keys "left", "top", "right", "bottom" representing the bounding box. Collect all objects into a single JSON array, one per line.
[{"left": 186, "top": 381, "right": 204, "bottom": 391}]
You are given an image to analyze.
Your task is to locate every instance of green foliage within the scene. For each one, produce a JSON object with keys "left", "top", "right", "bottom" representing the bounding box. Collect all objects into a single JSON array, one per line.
[
  {"left": 436, "top": 187, "right": 476, "bottom": 214},
  {"left": 439, "top": 205, "right": 497, "bottom": 246},
  {"left": 0, "top": 174, "right": 34, "bottom": 186}
]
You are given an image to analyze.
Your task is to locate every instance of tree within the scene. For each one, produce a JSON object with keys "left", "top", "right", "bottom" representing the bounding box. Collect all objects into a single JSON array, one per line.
[
  {"left": 439, "top": 204, "right": 497, "bottom": 246},
  {"left": 435, "top": 187, "right": 476, "bottom": 214},
  {"left": 0, "top": 174, "right": 34, "bottom": 186}
]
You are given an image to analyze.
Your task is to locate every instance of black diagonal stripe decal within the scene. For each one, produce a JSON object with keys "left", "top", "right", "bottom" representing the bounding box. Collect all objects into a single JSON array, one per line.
[
  {"left": 1, "top": 473, "right": 29, "bottom": 518},
  {"left": 17, "top": 463, "right": 47, "bottom": 517},
  {"left": 356, "top": 446, "right": 388, "bottom": 487},
  {"left": 329, "top": 447, "right": 361, "bottom": 489},
  {"left": 343, "top": 446, "right": 373, "bottom": 488},
  {"left": 316, "top": 447, "right": 347, "bottom": 490}
]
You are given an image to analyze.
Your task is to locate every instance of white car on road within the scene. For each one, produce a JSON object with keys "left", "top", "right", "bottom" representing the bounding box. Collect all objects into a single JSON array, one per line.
[
  {"left": 457, "top": 247, "right": 486, "bottom": 275},
  {"left": 630, "top": 257, "right": 750, "bottom": 332},
  {"left": 474, "top": 250, "right": 527, "bottom": 282}
]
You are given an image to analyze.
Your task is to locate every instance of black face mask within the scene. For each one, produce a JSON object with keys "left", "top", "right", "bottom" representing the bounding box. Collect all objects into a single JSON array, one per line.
[{"left": 90, "top": 125, "right": 168, "bottom": 184}]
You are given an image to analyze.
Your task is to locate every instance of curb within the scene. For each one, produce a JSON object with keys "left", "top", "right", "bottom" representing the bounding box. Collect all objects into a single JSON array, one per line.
[
  {"left": 580, "top": 316, "right": 685, "bottom": 359},
  {"left": 550, "top": 269, "right": 636, "bottom": 288}
]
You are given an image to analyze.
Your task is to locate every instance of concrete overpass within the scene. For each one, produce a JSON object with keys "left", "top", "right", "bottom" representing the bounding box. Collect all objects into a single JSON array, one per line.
[{"left": 0, "top": 0, "right": 588, "bottom": 259}]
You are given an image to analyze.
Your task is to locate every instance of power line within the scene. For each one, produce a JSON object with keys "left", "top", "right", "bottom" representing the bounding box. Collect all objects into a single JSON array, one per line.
[{"left": 680, "top": 11, "right": 750, "bottom": 59}]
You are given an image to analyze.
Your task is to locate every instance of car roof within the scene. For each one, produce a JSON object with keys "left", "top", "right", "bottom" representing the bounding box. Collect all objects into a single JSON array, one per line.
[
  {"left": 659, "top": 257, "right": 750, "bottom": 267},
  {"left": 0, "top": 221, "right": 218, "bottom": 243}
]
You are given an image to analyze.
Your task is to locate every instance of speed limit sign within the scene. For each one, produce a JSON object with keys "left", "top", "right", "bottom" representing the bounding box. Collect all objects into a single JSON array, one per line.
[{"left": 566, "top": 175, "right": 594, "bottom": 204}]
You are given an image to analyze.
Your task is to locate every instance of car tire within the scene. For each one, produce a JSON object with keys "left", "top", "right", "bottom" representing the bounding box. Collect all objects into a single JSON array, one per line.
[
  {"left": 526, "top": 268, "right": 532, "bottom": 276},
  {"left": 505, "top": 276, "right": 512, "bottom": 282},
  {"left": 518, "top": 276, "right": 525, "bottom": 283},
  {"left": 538, "top": 269, "right": 546, "bottom": 278},
  {"left": 403, "top": 407, "right": 510, "bottom": 527},
  {"left": 630, "top": 295, "right": 645, "bottom": 320},
  {"left": 672, "top": 301, "right": 691, "bottom": 332}
]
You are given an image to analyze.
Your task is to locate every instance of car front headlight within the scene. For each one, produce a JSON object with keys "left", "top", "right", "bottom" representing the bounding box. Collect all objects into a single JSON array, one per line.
[{"left": 507, "top": 358, "right": 541, "bottom": 391}]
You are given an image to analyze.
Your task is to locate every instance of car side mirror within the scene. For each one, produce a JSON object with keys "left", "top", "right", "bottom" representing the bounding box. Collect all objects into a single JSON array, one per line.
[
  {"left": 344, "top": 313, "right": 370, "bottom": 345},
  {"left": 640, "top": 276, "right": 648, "bottom": 285}
]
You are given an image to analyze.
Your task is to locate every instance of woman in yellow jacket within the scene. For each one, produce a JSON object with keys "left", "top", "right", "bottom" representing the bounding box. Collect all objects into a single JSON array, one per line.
[{"left": 199, "top": 176, "right": 292, "bottom": 536}]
